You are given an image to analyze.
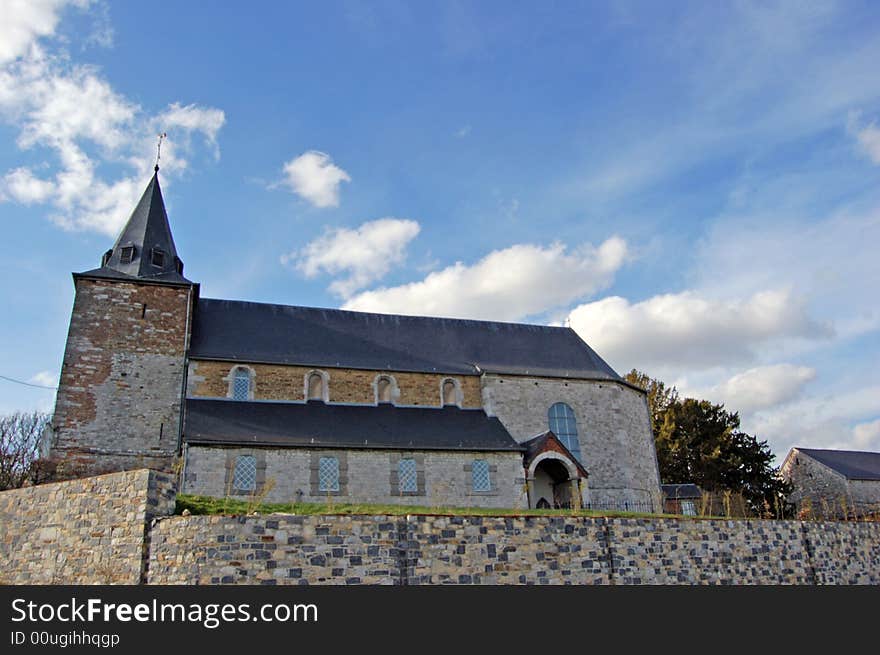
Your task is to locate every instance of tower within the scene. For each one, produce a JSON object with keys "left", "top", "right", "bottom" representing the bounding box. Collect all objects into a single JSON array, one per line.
[{"left": 48, "top": 169, "right": 198, "bottom": 478}]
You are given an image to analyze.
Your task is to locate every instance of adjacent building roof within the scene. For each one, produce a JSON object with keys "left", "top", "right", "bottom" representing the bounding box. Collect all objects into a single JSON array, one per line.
[
  {"left": 183, "top": 398, "right": 525, "bottom": 452},
  {"left": 661, "top": 483, "right": 702, "bottom": 499},
  {"left": 189, "top": 298, "right": 623, "bottom": 380},
  {"left": 794, "top": 448, "right": 880, "bottom": 481},
  {"left": 76, "top": 170, "right": 193, "bottom": 286}
]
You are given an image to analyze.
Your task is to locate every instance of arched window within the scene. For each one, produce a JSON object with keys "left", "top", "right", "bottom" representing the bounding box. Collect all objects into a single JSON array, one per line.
[
  {"left": 232, "top": 367, "right": 251, "bottom": 401},
  {"left": 441, "top": 379, "right": 460, "bottom": 406},
  {"left": 373, "top": 374, "right": 398, "bottom": 404},
  {"left": 377, "top": 377, "right": 393, "bottom": 403},
  {"left": 548, "top": 402, "right": 582, "bottom": 462},
  {"left": 307, "top": 372, "right": 327, "bottom": 401}
]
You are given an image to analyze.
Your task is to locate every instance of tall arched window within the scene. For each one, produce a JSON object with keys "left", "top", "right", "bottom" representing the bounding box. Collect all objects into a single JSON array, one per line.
[
  {"left": 548, "top": 402, "right": 582, "bottom": 462},
  {"left": 307, "top": 372, "right": 326, "bottom": 401},
  {"left": 232, "top": 368, "right": 251, "bottom": 401}
]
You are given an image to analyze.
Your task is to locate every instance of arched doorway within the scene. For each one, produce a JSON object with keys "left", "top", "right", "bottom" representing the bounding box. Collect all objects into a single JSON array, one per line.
[{"left": 532, "top": 458, "right": 574, "bottom": 509}]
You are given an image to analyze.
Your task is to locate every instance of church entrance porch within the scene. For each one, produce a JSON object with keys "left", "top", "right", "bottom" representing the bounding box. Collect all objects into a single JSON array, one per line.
[{"left": 521, "top": 431, "right": 589, "bottom": 510}]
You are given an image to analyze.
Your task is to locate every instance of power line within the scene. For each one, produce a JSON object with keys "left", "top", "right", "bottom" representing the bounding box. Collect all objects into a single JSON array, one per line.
[{"left": 0, "top": 374, "right": 58, "bottom": 390}]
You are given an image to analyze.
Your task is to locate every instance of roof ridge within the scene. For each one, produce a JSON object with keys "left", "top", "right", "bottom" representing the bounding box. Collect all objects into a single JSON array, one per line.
[
  {"left": 198, "top": 296, "right": 575, "bottom": 332},
  {"left": 797, "top": 447, "right": 880, "bottom": 456}
]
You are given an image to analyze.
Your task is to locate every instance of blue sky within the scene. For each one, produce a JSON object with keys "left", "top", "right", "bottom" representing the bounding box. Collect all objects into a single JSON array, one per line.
[{"left": 1, "top": 1, "right": 879, "bottom": 461}]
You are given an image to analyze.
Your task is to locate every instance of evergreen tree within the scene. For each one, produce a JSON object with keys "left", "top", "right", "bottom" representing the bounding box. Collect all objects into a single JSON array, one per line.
[{"left": 625, "top": 370, "right": 791, "bottom": 516}]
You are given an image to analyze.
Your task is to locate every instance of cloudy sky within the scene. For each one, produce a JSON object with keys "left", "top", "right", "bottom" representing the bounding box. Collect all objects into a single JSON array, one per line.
[{"left": 1, "top": 1, "right": 878, "bottom": 461}]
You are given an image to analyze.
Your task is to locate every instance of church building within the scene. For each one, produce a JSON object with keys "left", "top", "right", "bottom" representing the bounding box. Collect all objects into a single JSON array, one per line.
[{"left": 46, "top": 170, "right": 663, "bottom": 511}]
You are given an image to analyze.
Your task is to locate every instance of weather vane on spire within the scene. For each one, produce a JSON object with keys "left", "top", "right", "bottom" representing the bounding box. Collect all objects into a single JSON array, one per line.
[{"left": 155, "top": 132, "right": 167, "bottom": 172}]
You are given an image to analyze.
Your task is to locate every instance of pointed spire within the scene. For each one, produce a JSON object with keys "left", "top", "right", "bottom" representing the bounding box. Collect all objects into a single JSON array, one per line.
[{"left": 96, "top": 170, "right": 189, "bottom": 283}]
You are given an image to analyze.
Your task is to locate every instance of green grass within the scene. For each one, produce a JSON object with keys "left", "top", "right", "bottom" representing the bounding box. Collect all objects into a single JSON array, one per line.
[{"left": 175, "top": 493, "right": 678, "bottom": 519}]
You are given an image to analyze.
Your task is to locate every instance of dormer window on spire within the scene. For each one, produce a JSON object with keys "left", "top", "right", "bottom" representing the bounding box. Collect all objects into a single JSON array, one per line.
[
  {"left": 120, "top": 246, "right": 136, "bottom": 265},
  {"left": 151, "top": 248, "right": 166, "bottom": 268}
]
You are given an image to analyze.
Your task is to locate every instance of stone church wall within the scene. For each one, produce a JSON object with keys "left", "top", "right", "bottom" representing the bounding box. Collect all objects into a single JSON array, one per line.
[
  {"left": 481, "top": 374, "right": 662, "bottom": 509},
  {"left": 49, "top": 278, "right": 194, "bottom": 477},
  {"left": 187, "top": 359, "right": 483, "bottom": 408},
  {"left": 183, "top": 445, "right": 527, "bottom": 509}
]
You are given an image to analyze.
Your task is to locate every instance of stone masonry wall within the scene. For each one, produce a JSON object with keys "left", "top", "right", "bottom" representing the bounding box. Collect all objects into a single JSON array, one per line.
[
  {"left": 148, "top": 514, "right": 402, "bottom": 585},
  {"left": 482, "top": 375, "right": 662, "bottom": 508},
  {"left": 0, "top": 469, "right": 176, "bottom": 584},
  {"left": 802, "top": 521, "right": 880, "bottom": 584},
  {"left": 148, "top": 513, "right": 880, "bottom": 585},
  {"left": 183, "top": 446, "right": 527, "bottom": 509},
  {"left": 188, "top": 359, "right": 482, "bottom": 408},
  {"left": 847, "top": 480, "right": 880, "bottom": 516},
  {"left": 50, "top": 278, "right": 194, "bottom": 477},
  {"left": 780, "top": 449, "right": 880, "bottom": 519}
]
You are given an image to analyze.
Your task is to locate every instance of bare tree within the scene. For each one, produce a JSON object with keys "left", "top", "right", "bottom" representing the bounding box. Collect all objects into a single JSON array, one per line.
[{"left": 0, "top": 411, "right": 52, "bottom": 490}]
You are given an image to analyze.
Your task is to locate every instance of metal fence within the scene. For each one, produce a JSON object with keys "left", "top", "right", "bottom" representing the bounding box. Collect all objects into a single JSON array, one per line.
[{"left": 581, "top": 500, "right": 656, "bottom": 513}]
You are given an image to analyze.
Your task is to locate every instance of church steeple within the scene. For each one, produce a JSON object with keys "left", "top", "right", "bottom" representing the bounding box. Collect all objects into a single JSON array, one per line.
[{"left": 94, "top": 169, "right": 190, "bottom": 284}]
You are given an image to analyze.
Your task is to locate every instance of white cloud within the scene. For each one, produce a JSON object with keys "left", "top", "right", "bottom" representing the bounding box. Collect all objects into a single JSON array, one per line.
[
  {"left": 0, "top": 0, "right": 88, "bottom": 65},
  {"left": 849, "top": 115, "right": 880, "bottom": 165},
  {"left": 0, "top": 3, "right": 225, "bottom": 236},
  {"left": 343, "top": 236, "right": 628, "bottom": 321},
  {"left": 853, "top": 419, "right": 880, "bottom": 450},
  {"left": 284, "top": 218, "right": 421, "bottom": 297},
  {"left": 568, "top": 288, "right": 830, "bottom": 373},
  {"left": 681, "top": 364, "right": 816, "bottom": 414},
  {"left": 749, "top": 385, "right": 880, "bottom": 457},
  {"left": 157, "top": 102, "right": 226, "bottom": 160},
  {"left": 2, "top": 167, "right": 55, "bottom": 203},
  {"left": 281, "top": 151, "right": 350, "bottom": 208},
  {"left": 28, "top": 370, "right": 57, "bottom": 388}
]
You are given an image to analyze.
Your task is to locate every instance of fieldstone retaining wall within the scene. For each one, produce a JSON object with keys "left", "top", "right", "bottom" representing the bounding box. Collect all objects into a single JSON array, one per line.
[
  {"left": 2, "top": 470, "right": 878, "bottom": 584},
  {"left": 0, "top": 469, "right": 176, "bottom": 584},
  {"left": 148, "top": 513, "right": 880, "bottom": 585},
  {"left": 148, "top": 514, "right": 402, "bottom": 585}
]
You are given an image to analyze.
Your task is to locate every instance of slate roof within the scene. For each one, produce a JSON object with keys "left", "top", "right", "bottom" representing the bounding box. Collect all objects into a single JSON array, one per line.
[
  {"left": 795, "top": 448, "right": 880, "bottom": 481},
  {"left": 183, "top": 398, "right": 524, "bottom": 452},
  {"left": 76, "top": 170, "right": 193, "bottom": 286},
  {"left": 189, "top": 298, "right": 623, "bottom": 380},
  {"left": 661, "top": 483, "right": 702, "bottom": 499}
]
